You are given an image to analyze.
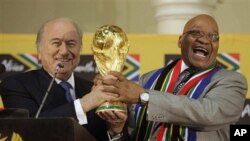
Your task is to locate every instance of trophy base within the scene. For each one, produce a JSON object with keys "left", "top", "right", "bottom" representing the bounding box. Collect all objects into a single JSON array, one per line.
[{"left": 96, "top": 102, "right": 127, "bottom": 113}]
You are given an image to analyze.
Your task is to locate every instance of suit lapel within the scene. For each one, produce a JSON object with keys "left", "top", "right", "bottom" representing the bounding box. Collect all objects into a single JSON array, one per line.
[
  {"left": 74, "top": 75, "right": 93, "bottom": 99},
  {"left": 37, "top": 68, "right": 67, "bottom": 106},
  {"left": 36, "top": 70, "right": 93, "bottom": 107}
]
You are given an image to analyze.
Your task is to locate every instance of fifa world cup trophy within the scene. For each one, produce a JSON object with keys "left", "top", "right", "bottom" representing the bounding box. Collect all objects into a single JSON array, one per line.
[{"left": 91, "top": 25, "right": 129, "bottom": 113}]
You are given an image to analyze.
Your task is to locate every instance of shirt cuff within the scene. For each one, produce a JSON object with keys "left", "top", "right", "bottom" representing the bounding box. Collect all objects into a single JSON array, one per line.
[
  {"left": 107, "top": 131, "right": 123, "bottom": 141},
  {"left": 74, "top": 99, "right": 88, "bottom": 125}
]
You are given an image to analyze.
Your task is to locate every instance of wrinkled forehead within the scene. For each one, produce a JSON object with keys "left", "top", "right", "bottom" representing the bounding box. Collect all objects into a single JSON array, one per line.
[
  {"left": 44, "top": 20, "right": 80, "bottom": 40},
  {"left": 183, "top": 15, "right": 219, "bottom": 33}
]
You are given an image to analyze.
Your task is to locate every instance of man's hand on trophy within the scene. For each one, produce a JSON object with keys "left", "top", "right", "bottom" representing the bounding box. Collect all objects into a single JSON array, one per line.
[
  {"left": 97, "top": 109, "right": 128, "bottom": 135},
  {"left": 80, "top": 84, "right": 119, "bottom": 112},
  {"left": 92, "top": 74, "right": 102, "bottom": 87},
  {"left": 102, "top": 71, "right": 145, "bottom": 104},
  {"left": 92, "top": 73, "right": 117, "bottom": 87}
]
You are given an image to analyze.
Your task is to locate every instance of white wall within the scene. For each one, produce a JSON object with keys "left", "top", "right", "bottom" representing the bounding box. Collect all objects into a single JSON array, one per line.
[{"left": 0, "top": 0, "right": 249, "bottom": 34}]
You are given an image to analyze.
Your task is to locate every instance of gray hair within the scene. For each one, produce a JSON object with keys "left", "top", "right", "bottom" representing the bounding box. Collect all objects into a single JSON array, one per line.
[{"left": 35, "top": 17, "right": 83, "bottom": 50}]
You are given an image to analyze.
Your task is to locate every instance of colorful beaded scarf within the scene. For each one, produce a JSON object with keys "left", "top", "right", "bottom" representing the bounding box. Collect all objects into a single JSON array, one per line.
[{"left": 133, "top": 59, "right": 221, "bottom": 141}]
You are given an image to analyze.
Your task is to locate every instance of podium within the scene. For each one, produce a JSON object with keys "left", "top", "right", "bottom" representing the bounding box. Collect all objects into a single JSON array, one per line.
[{"left": 0, "top": 117, "right": 96, "bottom": 141}]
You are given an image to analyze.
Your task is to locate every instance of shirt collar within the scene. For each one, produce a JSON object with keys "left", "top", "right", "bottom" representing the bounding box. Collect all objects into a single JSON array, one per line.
[
  {"left": 56, "top": 73, "right": 75, "bottom": 89},
  {"left": 181, "top": 60, "right": 189, "bottom": 73},
  {"left": 48, "top": 72, "right": 75, "bottom": 89}
]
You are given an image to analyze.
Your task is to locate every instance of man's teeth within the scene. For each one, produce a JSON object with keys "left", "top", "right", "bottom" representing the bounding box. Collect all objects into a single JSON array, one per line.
[
  {"left": 193, "top": 47, "right": 208, "bottom": 56},
  {"left": 58, "top": 59, "right": 70, "bottom": 62}
]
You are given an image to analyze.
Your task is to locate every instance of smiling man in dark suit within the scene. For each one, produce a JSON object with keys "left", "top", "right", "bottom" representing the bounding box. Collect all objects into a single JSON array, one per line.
[
  {"left": 99, "top": 14, "right": 248, "bottom": 141},
  {"left": 0, "top": 18, "right": 127, "bottom": 141}
]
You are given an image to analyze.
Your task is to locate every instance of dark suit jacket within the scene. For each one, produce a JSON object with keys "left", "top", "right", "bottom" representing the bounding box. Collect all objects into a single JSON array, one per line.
[{"left": 0, "top": 68, "right": 108, "bottom": 141}]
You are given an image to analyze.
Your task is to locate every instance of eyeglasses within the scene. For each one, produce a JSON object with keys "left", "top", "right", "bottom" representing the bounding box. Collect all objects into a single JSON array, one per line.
[{"left": 183, "top": 30, "right": 219, "bottom": 42}]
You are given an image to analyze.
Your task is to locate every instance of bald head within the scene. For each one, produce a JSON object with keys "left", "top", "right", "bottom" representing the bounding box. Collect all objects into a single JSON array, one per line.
[
  {"left": 178, "top": 14, "right": 220, "bottom": 70},
  {"left": 36, "top": 18, "right": 82, "bottom": 50},
  {"left": 183, "top": 14, "right": 219, "bottom": 34}
]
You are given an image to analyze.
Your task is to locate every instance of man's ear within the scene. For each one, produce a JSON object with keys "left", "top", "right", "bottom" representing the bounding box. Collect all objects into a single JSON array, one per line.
[
  {"left": 37, "top": 51, "right": 42, "bottom": 64},
  {"left": 178, "top": 35, "right": 182, "bottom": 48}
]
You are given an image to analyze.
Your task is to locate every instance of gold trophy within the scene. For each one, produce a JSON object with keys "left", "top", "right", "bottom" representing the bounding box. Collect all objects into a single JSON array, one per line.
[{"left": 91, "top": 25, "right": 129, "bottom": 113}]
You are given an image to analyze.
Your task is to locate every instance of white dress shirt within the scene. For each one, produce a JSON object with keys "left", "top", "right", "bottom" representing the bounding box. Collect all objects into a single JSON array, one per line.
[{"left": 54, "top": 73, "right": 88, "bottom": 125}]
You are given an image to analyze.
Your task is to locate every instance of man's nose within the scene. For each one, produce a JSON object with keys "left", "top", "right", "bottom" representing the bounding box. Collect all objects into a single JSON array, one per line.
[
  {"left": 197, "top": 35, "right": 211, "bottom": 44},
  {"left": 59, "top": 43, "right": 69, "bottom": 55}
]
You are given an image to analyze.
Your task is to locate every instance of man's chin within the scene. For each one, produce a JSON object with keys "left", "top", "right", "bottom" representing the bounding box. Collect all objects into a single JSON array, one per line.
[
  {"left": 188, "top": 61, "right": 207, "bottom": 70},
  {"left": 56, "top": 70, "right": 70, "bottom": 77},
  {"left": 193, "top": 64, "right": 211, "bottom": 70}
]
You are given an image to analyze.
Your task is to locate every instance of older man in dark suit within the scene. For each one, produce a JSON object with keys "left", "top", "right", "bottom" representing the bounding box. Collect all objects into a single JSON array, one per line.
[{"left": 0, "top": 18, "right": 127, "bottom": 141}]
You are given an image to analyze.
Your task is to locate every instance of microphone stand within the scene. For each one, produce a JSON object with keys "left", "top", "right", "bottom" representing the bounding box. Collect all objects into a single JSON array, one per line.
[{"left": 35, "top": 64, "right": 64, "bottom": 118}]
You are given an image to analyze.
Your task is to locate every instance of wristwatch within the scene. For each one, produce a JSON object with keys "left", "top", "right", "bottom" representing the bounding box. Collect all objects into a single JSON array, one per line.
[{"left": 139, "top": 92, "right": 149, "bottom": 105}]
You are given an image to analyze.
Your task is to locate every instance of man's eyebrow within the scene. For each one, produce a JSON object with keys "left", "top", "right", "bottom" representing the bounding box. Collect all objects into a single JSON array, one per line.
[
  {"left": 66, "top": 39, "right": 78, "bottom": 43},
  {"left": 49, "top": 38, "right": 61, "bottom": 42},
  {"left": 67, "top": 39, "right": 77, "bottom": 42},
  {"left": 49, "top": 38, "right": 77, "bottom": 43}
]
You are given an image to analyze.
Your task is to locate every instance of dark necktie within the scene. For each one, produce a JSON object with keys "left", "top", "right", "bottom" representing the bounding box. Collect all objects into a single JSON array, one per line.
[
  {"left": 173, "top": 68, "right": 196, "bottom": 94},
  {"left": 60, "top": 81, "right": 73, "bottom": 102},
  {"left": 172, "top": 68, "right": 196, "bottom": 141}
]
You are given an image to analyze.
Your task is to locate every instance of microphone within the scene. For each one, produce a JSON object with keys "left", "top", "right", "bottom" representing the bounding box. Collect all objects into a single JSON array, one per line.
[
  {"left": 57, "top": 63, "right": 64, "bottom": 69},
  {"left": 0, "top": 64, "right": 6, "bottom": 74},
  {"left": 35, "top": 63, "right": 64, "bottom": 118}
]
